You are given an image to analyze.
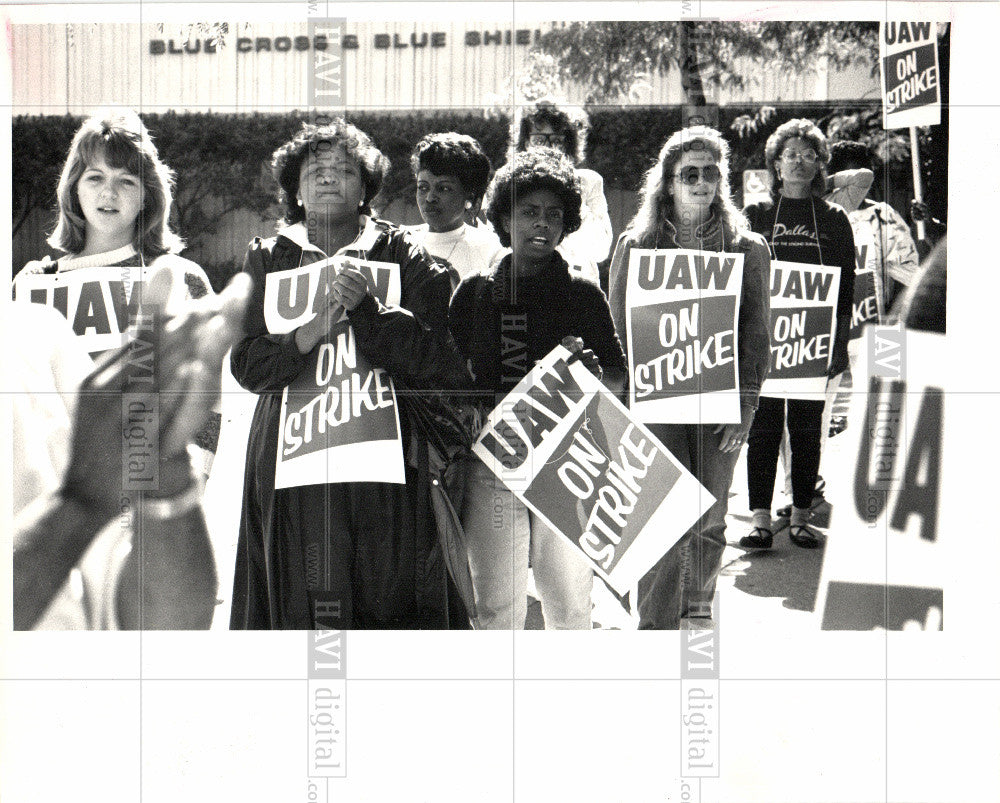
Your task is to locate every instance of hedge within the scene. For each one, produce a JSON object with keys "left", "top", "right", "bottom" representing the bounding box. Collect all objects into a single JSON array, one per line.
[{"left": 13, "top": 104, "right": 944, "bottom": 289}]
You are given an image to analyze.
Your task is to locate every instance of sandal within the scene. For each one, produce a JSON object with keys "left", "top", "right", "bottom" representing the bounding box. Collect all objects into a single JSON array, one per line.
[
  {"left": 788, "top": 523, "right": 823, "bottom": 549},
  {"left": 739, "top": 526, "right": 773, "bottom": 549},
  {"left": 776, "top": 490, "right": 826, "bottom": 519}
]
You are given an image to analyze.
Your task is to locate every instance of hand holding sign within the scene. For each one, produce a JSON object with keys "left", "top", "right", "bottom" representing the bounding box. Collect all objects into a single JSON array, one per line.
[
  {"left": 330, "top": 260, "right": 371, "bottom": 312},
  {"left": 295, "top": 290, "right": 343, "bottom": 354},
  {"left": 562, "top": 335, "right": 602, "bottom": 381},
  {"left": 872, "top": 606, "right": 942, "bottom": 632}
]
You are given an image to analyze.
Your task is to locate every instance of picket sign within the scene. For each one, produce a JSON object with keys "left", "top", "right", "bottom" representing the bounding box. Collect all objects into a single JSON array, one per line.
[
  {"left": 14, "top": 264, "right": 162, "bottom": 353},
  {"left": 263, "top": 255, "right": 401, "bottom": 335},
  {"left": 266, "top": 257, "right": 406, "bottom": 488},
  {"left": 472, "top": 345, "right": 714, "bottom": 594},
  {"left": 625, "top": 248, "right": 744, "bottom": 424},
  {"left": 816, "top": 326, "right": 945, "bottom": 630},
  {"left": 880, "top": 21, "right": 941, "bottom": 129},
  {"left": 759, "top": 259, "right": 841, "bottom": 399},
  {"left": 848, "top": 218, "right": 883, "bottom": 340}
]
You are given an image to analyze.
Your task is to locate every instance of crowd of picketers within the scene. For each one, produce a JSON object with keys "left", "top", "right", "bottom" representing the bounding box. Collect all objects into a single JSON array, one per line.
[{"left": 12, "top": 100, "right": 945, "bottom": 631}]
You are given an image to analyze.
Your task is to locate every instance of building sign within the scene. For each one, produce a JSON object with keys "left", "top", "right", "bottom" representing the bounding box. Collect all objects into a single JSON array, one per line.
[{"left": 150, "top": 29, "right": 542, "bottom": 55}]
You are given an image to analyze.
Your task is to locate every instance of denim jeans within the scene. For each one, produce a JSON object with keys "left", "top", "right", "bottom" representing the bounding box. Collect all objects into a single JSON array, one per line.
[
  {"left": 461, "top": 459, "right": 593, "bottom": 630},
  {"left": 637, "top": 424, "right": 741, "bottom": 629}
]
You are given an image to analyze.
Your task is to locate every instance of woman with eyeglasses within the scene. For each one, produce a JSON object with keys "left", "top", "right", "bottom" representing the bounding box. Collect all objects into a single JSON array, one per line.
[
  {"left": 607, "top": 126, "right": 771, "bottom": 628},
  {"left": 739, "top": 119, "right": 856, "bottom": 551},
  {"left": 516, "top": 100, "right": 613, "bottom": 285}
]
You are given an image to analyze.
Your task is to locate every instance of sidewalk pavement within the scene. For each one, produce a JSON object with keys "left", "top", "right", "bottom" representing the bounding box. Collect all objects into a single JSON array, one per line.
[{"left": 527, "top": 426, "right": 848, "bottom": 631}]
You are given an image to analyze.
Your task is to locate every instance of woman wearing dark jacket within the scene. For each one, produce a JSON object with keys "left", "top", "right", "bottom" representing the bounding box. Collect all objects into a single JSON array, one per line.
[
  {"left": 230, "top": 121, "right": 471, "bottom": 629},
  {"left": 449, "top": 148, "right": 626, "bottom": 630},
  {"left": 608, "top": 126, "right": 771, "bottom": 629},
  {"left": 740, "top": 119, "right": 856, "bottom": 550}
]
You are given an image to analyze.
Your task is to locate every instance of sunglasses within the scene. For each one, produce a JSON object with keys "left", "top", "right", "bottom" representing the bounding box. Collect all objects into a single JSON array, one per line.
[
  {"left": 780, "top": 150, "right": 819, "bottom": 164},
  {"left": 528, "top": 133, "right": 566, "bottom": 146},
  {"left": 673, "top": 164, "right": 722, "bottom": 185}
]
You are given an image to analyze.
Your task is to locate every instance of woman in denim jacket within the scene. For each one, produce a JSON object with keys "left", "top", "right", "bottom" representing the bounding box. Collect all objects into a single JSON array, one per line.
[{"left": 608, "top": 126, "right": 771, "bottom": 629}]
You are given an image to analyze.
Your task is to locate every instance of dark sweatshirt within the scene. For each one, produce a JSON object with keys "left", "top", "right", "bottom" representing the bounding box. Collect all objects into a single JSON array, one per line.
[
  {"left": 745, "top": 195, "right": 856, "bottom": 370},
  {"left": 448, "top": 251, "right": 626, "bottom": 403},
  {"left": 744, "top": 195, "right": 856, "bottom": 320}
]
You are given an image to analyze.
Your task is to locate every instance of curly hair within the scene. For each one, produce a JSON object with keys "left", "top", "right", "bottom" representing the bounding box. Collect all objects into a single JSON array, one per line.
[
  {"left": 409, "top": 132, "right": 493, "bottom": 204},
  {"left": 272, "top": 120, "right": 389, "bottom": 223},
  {"left": 485, "top": 148, "right": 583, "bottom": 248},
  {"left": 828, "top": 140, "right": 875, "bottom": 174},
  {"left": 765, "top": 118, "right": 830, "bottom": 198},
  {"left": 628, "top": 126, "right": 748, "bottom": 242},
  {"left": 48, "top": 109, "right": 182, "bottom": 257},
  {"left": 515, "top": 99, "right": 588, "bottom": 165}
]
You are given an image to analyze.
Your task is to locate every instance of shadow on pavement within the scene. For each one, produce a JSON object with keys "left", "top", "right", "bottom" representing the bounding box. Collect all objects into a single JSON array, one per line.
[{"left": 722, "top": 508, "right": 827, "bottom": 614}]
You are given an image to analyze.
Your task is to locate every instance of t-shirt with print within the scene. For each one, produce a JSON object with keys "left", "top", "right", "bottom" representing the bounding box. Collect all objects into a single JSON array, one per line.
[{"left": 744, "top": 195, "right": 856, "bottom": 320}]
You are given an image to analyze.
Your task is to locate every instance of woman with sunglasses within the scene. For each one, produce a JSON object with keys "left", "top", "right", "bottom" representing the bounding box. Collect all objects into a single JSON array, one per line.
[
  {"left": 516, "top": 100, "right": 612, "bottom": 285},
  {"left": 607, "top": 126, "right": 771, "bottom": 628},
  {"left": 739, "top": 119, "right": 856, "bottom": 551}
]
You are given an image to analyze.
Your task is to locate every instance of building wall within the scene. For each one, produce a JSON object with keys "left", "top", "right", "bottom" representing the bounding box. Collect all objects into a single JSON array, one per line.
[
  {"left": 11, "top": 21, "right": 879, "bottom": 114},
  {"left": 11, "top": 21, "right": 880, "bottom": 276}
]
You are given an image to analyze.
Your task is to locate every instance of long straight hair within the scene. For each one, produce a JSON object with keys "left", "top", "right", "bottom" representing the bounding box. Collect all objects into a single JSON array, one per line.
[
  {"left": 48, "top": 109, "right": 183, "bottom": 257},
  {"left": 627, "top": 126, "right": 748, "bottom": 243}
]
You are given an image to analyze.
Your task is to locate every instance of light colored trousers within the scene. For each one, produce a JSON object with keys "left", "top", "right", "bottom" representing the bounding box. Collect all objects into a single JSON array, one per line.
[{"left": 461, "top": 459, "right": 593, "bottom": 630}]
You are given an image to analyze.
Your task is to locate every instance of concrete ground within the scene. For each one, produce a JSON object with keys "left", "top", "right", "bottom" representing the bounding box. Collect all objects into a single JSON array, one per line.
[{"left": 526, "top": 429, "right": 844, "bottom": 631}]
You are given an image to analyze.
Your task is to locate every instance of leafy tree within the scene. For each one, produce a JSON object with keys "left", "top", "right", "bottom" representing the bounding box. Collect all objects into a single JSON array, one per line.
[
  {"left": 534, "top": 21, "right": 880, "bottom": 104},
  {"left": 148, "top": 112, "right": 285, "bottom": 256}
]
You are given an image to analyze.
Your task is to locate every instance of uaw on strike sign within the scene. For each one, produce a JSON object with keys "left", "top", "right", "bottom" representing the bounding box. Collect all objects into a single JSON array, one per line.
[
  {"left": 473, "top": 345, "right": 713, "bottom": 594},
  {"left": 263, "top": 257, "right": 405, "bottom": 488},
  {"left": 625, "top": 248, "right": 744, "bottom": 424},
  {"left": 880, "top": 21, "right": 941, "bottom": 129},
  {"left": 816, "top": 327, "right": 945, "bottom": 630},
  {"left": 14, "top": 265, "right": 162, "bottom": 352},
  {"left": 849, "top": 220, "right": 883, "bottom": 340},
  {"left": 760, "top": 259, "right": 840, "bottom": 398}
]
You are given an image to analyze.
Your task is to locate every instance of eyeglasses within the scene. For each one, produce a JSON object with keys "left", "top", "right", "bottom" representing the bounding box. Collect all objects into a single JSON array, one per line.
[
  {"left": 673, "top": 164, "right": 722, "bottom": 185},
  {"left": 528, "top": 133, "right": 566, "bottom": 147},
  {"left": 780, "top": 150, "right": 819, "bottom": 164}
]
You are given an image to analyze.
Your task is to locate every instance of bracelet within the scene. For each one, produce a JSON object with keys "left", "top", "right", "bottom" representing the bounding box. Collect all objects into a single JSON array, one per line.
[{"left": 140, "top": 481, "right": 202, "bottom": 520}]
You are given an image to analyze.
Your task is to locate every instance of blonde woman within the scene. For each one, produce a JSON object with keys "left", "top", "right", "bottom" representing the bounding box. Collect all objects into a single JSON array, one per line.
[{"left": 608, "top": 126, "right": 771, "bottom": 628}]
